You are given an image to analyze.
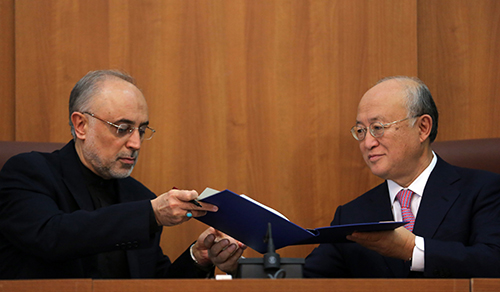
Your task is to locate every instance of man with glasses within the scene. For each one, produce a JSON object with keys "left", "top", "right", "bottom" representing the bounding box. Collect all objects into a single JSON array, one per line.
[
  {"left": 304, "top": 76, "right": 500, "bottom": 278},
  {"left": 0, "top": 70, "right": 245, "bottom": 279}
]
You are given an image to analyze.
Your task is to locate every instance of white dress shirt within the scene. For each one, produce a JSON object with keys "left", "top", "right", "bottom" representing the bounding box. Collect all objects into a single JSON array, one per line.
[{"left": 387, "top": 151, "right": 437, "bottom": 272}]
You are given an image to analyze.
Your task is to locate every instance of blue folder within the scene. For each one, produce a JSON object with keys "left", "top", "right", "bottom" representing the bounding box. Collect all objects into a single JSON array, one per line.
[{"left": 195, "top": 188, "right": 406, "bottom": 254}]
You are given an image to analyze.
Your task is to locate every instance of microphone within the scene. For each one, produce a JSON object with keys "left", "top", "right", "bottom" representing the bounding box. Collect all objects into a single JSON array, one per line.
[{"left": 263, "top": 223, "right": 282, "bottom": 275}]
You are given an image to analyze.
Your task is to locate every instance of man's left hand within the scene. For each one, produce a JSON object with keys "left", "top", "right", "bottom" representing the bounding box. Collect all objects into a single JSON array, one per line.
[
  {"left": 192, "top": 227, "right": 247, "bottom": 274},
  {"left": 346, "top": 226, "right": 415, "bottom": 260}
]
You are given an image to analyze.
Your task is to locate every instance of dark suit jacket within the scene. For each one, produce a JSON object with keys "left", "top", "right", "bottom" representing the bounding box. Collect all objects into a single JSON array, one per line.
[
  {"left": 304, "top": 156, "right": 500, "bottom": 278},
  {"left": 0, "top": 141, "right": 209, "bottom": 279}
]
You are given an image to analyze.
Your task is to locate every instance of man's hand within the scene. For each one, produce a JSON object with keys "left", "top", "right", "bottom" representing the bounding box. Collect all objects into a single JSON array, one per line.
[
  {"left": 150, "top": 189, "right": 218, "bottom": 226},
  {"left": 192, "top": 227, "right": 247, "bottom": 274},
  {"left": 346, "top": 226, "right": 416, "bottom": 260}
]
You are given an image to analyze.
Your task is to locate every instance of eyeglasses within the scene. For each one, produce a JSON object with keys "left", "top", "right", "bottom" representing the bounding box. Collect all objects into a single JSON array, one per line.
[
  {"left": 350, "top": 116, "right": 418, "bottom": 141},
  {"left": 83, "top": 112, "right": 156, "bottom": 141}
]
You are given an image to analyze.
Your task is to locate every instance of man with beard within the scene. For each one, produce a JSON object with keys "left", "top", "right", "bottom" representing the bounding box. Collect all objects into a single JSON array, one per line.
[{"left": 0, "top": 70, "right": 245, "bottom": 279}]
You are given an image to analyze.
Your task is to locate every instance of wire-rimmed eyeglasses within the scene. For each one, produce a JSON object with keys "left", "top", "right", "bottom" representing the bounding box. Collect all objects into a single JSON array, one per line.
[
  {"left": 350, "top": 116, "right": 419, "bottom": 141},
  {"left": 83, "top": 112, "right": 156, "bottom": 141}
]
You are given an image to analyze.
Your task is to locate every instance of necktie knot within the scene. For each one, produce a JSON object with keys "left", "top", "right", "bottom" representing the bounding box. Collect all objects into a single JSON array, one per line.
[
  {"left": 396, "top": 189, "right": 413, "bottom": 208},
  {"left": 396, "top": 189, "right": 415, "bottom": 232}
]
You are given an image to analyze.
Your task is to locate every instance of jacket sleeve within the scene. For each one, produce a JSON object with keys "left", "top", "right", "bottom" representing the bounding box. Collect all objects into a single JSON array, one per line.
[{"left": 422, "top": 172, "right": 500, "bottom": 277}]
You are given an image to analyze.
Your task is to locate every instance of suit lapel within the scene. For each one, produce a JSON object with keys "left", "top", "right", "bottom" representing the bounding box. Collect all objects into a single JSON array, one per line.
[
  {"left": 59, "top": 141, "right": 95, "bottom": 211},
  {"left": 413, "top": 157, "right": 461, "bottom": 238},
  {"left": 365, "top": 183, "right": 395, "bottom": 222}
]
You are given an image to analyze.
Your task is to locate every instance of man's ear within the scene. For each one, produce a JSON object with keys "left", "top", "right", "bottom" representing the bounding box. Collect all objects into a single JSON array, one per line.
[
  {"left": 418, "top": 114, "right": 432, "bottom": 143},
  {"left": 71, "top": 112, "right": 88, "bottom": 140}
]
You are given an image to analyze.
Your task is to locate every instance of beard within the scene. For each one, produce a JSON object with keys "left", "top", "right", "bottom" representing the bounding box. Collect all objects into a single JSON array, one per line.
[{"left": 82, "top": 140, "right": 138, "bottom": 180}]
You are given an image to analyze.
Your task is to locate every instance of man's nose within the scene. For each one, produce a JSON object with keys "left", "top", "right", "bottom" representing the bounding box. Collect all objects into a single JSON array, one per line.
[
  {"left": 363, "top": 131, "right": 379, "bottom": 149},
  {"left": 126, "top": 128, "right": 142, "bottom": 150}
]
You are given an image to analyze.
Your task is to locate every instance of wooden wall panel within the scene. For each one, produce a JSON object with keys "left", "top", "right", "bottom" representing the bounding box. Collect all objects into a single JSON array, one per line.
[
  {"left": 0, "top": 0, "right": 15, "bottom": 141},
  {"left": 117, "top": 0, "right": 417, "bottom": 259},
  {"left": 14, "top": 0, "right": 417, "bottom": 263},
  {"left": 418, "top": 0, "right": 500, "bottom": 141},
  {"left": 15, "top": 0, "right": 111, "bottom": 142}
]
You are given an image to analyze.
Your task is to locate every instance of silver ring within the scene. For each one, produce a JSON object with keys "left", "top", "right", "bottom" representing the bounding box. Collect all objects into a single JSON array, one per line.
[{"left": 186, "top": 211, "right": 193, "bottom": 218}]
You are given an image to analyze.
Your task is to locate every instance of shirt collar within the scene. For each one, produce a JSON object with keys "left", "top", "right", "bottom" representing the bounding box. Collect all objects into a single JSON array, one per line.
[{"left": 388, "top": 151, "right": 437, "bottom": 203}]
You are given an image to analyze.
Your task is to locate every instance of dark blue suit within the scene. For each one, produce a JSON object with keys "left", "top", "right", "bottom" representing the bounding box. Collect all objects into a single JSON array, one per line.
[
  {"left": 304, "top": 157, "right": 500, "bottom": 278},
  {"left": 0, "top": 141, "right": 209, "bottom": 279}
]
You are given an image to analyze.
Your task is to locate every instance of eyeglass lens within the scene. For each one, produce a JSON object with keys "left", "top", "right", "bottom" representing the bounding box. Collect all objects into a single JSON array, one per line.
[
  {"left": 351, "top": 122, "right": 385, "bottom": 141},
  {"left": 116, "top": 124, "right": 154, "bottom": 140}
]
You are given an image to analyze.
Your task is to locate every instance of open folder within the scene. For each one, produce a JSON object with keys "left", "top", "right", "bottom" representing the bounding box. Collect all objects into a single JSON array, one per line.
[{"left": 194, "top": 188, "right": 405, "bottom": 253}]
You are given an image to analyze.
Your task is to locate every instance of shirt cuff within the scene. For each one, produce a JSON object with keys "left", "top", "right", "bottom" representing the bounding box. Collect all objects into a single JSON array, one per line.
[
  {"left": 190, "top": 243, "right": 199, "bottom": 264},
  {"left": 190, "top": 243, "right": 215, "bottom": 273},
  {"left": 410, "top": 236, "right": 425, "bottom": 272}
]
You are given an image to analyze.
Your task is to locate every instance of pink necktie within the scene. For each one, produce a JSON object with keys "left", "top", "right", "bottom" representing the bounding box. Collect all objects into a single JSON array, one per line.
[{"left": 396, "top": 189, "right": 415, "bottom": 232}]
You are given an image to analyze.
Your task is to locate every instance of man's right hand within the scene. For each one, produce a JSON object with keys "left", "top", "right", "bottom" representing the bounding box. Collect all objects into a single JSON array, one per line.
[
  {"left": 346, "top": 226, "right": 416, "bottom": 260},
  {"left": 150, "top": 189, "right": 218, "bottom": 226}
]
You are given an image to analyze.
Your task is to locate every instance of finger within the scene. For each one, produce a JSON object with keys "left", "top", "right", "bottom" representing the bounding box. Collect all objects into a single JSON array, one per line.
[
  {"left": 210, "top": 229, "right": 246, "bottom": 250},
  {"left": 175, "top": 194, "right": 218, "bottom": 212},
  {"left": 168, "top": 189, "right": 216, "bottom": 213},
  {"left": 212, "top": 243, "right": 244, "bottom": 272},
  {"left": 203, "top": 233, "right": 217, "bottom": 249},
  {"left": 187, "top": 210, "right": 208, "bottom": 218},
  {"left": 346, "top": 231, "right": 363, "bottom": 240},
  {"left": 215, "top": 243, "right": 238, "bottom": 263},
  {"left": 349, "top": 230, "right": 390, "bottom": 240},
  {"left": 210, "top": 242, "right": 238, "bottom": 265},
  {"left": 211, "top": 229, "right": 240, "bottom": 243},
  {"left": 172, "top": 189, "right": 198, "bottom": 200},
  {"left": 182, "top": 201, "right": 217, "bottom": 212},
  {"left": 230, "top": 244, "right": 245, "bottom": 259},
  {"left": 220, "top": 243, "right": 238, "bottom": 257},
  {"left": 174, "top": 208, "right": 196, "bottom": 223},
  {"left": 209, "top": 239, "right": 231, "bottom": 257},
  {"left": 346, "top": 231, "right": 375, "bottom": 245}
]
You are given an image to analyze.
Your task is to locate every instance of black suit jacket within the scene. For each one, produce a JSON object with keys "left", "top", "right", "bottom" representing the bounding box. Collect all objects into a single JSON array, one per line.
[
  {"left": 304, "top": 156, "right": 500, "bottom": 278},
  {"left": 0, "top": 141, "right": 209, "bottom": 279}
]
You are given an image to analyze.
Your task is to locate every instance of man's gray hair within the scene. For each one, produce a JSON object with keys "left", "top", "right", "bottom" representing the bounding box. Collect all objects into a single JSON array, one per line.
[
  {"left": 68, "top": 70, "right": 136, "bottom": 140},
  {"left": 377, "top": 76, "right": 439, "bottom": 143}
]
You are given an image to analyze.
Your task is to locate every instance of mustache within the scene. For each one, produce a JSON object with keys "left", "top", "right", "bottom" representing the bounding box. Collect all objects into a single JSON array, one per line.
[{"left": 118, "top": 150, "right": 139, "bottom": 160}]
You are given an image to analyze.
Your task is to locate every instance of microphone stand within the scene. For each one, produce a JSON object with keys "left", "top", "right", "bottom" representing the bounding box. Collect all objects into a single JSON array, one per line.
[
  {"left": 236, "top": 222, "right": 305, "bottom": 279},
  {"left": 263, "top": 223, "right": 285, "bottom": 278}
]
